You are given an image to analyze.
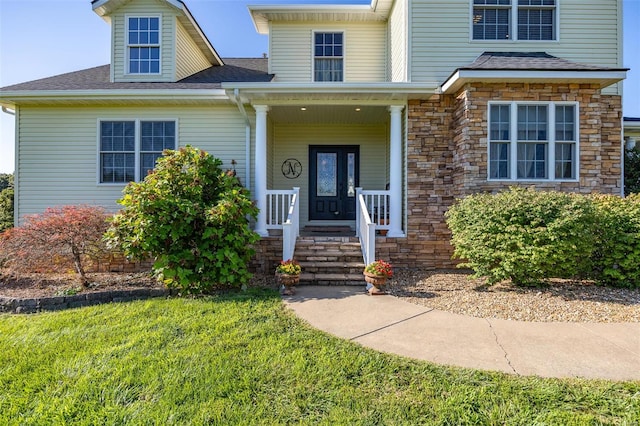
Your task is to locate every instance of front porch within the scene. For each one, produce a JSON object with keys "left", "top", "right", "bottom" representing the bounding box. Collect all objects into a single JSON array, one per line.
[
  {"left": 251, "top": 103, "right": 406, "bottom": 273},
  {"left": 264, "top": 187, "right": 392, "bottom": 266}
]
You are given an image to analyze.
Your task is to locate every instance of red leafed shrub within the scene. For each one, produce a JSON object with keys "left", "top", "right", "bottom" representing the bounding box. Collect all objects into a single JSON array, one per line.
[{"left": 0, "top": 205, "right": 110, "bottom": 286}]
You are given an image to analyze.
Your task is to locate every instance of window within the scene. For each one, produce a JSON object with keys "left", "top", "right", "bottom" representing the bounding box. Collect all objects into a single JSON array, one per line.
[
  {"left": 100, "top": 120, "right": 176, "bottom": 183},
  {"left": 472, "top": 0, "right": 556, "bottom": 41},
  {"left": 314, "top": 32, "right": 343, "bottom": 82},
  {"left": 488, "top": 103, "right": 577, "bottom": 180},
  {"left": 127, "top": 16, "right": 160, "bottom": 74}
]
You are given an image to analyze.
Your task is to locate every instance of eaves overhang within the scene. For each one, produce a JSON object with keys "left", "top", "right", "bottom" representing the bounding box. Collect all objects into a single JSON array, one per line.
[
  {"left": 440, "top": 69, "right": 628, "bottom": 94},
  {"left": 0, "top": 89, "right": 230, "bottom": 108},
  {"left": 222, "top": 82, "right": 439, "bottom": 104},
  {"left": 249, "top": 2, "right": 391, "bottom": 35},
  {"left": 624, "top": 118, "right": 640, "bottom": 132}
]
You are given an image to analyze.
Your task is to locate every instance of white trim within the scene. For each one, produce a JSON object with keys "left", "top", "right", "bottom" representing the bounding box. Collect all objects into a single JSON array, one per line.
[
  {"left": 13, "top": 107, "right": 19, "bottom": 226},
  {"left": 125, "top": 14, "right": 163, "bottom": 76},
  {"left": 469, "top": 0, "right": 558, "bottom": 42},
  {"left": 405, "top": 0, "right": 411, "bottom": 83},
  {"left": 440, "top": 69, "right": 628, "bottom": 94},
  {"left": 254, "top": 105, "right": 269, "bottom": 237},
  {"left": 487, "top": 101, "right": 580, "bottom": 182},
  {"left": 223, "top": 82, "right": 437, "bottom": 92},
  {"left": 96, "top": 118, "right": 178, "bottom": 185},
  {"left": 249, "top": 4, "right": 381, "bottom": 34},
  {"left": 311, "top": 29, "right": 346, "bottom": 83}
]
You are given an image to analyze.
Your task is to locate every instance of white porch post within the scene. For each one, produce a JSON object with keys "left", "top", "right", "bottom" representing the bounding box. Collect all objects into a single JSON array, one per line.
[
  {"left": 388, "top": 105, "right": 405, "bottom": 237},
  {"left": 254, "top": 105, "right": 269, "bottom": 237}
]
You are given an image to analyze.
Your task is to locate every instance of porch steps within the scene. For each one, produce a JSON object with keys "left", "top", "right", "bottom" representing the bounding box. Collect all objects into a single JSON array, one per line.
[{"left": 294, "top": 236, "right": 365, "bottom": 286}]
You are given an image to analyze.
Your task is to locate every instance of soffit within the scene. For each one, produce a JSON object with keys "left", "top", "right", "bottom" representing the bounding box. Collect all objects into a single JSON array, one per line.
[
  {"left": 249, "top": 0, "right": 393, "bottom": 34},
  {"left": 268, "top": 105, "right": 389, "bottom": 125}
]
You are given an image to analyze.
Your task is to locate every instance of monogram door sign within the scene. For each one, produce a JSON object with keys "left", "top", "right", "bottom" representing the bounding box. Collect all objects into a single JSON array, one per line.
[{"left": 281, "top": 158, "right": 302, "bottom": 179}]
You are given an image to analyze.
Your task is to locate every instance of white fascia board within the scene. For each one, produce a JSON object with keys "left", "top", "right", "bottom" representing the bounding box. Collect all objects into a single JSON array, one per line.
[
  {"left": 177, "top": 3, "right": 223, "bottom": 66},
  {"left": 624, "top": 120, "right": 640, "bottom": 131},
  {"left": 0, "top": 89, "right": 229, "bottom": 105},
  {"left": 93, "top": 0, "right": 182, "bottom": 15},
  {"left": 441, "top": 70, "right": 628, "bottom": 94},
  {"left": 249, "top": 4, "right": 377, "bottom": 34},
  {"left": 222, "top": 82, "right": 438, "bottom": 93}
]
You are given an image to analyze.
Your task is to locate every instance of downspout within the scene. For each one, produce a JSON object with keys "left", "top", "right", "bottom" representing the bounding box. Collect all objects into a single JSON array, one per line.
[
  {"left": 2, "top": 106, "right": 17, "bottom": 226},
  {"left": 231, "top": 88, "right": 251, "bottom": 192}
]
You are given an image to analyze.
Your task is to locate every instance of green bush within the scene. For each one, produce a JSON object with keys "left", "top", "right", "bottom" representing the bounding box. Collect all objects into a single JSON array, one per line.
[
  {"left": 445, "top": 187, "right": 596, "bottom": 286},
  {"left": 625, "top": 147, "right": 640, "bottom": 195},
  {"left": 105, "top": 146, "right": 259, "bottom": 294},
  {"left": 0, "top": 173, "right": 14, "bottom": 232},
  {"left": 590, "top": 193, "right": 640, "bottom": 287}
]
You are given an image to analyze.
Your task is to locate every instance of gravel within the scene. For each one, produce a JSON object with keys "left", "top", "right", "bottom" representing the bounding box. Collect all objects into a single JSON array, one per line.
[
  {"left": 3, "top": 269, "right": 638, "bottom": 323},
  {"left": 387, "top": 269, "right": 640, "bottom": 323}
]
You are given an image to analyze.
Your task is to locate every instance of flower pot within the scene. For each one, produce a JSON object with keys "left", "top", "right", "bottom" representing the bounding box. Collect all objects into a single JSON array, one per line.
[
  {"left": 378, "top": 218, "right": 388, "bottom": 236},
  {"left": 363, "top": 271, "right": 388, "bottom": 288},
  {"left": 276, "top": 272, "right": 300, "bottom": 286}
]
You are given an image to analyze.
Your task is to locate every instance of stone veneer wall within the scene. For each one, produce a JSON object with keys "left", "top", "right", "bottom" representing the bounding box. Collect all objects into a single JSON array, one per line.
[
  {"left": 452, "top": 83, "right": 623, "bottom": 195},
  {"left": 250, "top": 237, "right": 284, "bottom": 274},
  {"left": 376, "top": 83, "right": 623, "bottom": 269}
]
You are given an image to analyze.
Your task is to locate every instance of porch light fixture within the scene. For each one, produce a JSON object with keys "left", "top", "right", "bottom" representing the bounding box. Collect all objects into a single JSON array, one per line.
[
  {"left": 355, "top": 107, "right": 361, "bottom": 112},
  {"left": 300, "top": 107, "right": 307, "bottom": 111}
]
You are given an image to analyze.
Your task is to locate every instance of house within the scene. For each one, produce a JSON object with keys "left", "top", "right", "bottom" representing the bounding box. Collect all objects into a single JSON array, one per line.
[{"left": 0, "top": 0, "right": 628, "bottom": 274}]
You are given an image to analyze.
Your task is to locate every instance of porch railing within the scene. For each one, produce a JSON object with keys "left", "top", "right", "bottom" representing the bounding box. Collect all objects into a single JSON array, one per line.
[
  {"left": 355, "top": 188, "right": 390, "bottom": 265},
  {"left": 266, "top": 188, "right": 300, "bottom": 261}
]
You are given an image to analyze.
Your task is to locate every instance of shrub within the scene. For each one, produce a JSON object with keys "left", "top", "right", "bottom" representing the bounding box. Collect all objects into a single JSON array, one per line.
[
  {"left": 624, "top": 147, "right": 640, "bottom": 196},
  {"left": 590, "top": 193, "right": 640, "bottom": 287},
  {"left": 0, "top": 185, "right": 13, "bottom": 233},
  {"left": 0, "top": 205, "right": 110, "bottom": 285},
  {"left": 445, "top": 187, "right": 596, "bottom": 286},
  {"left": 105, "top": 146, "right": 259, "bottom": 294}
]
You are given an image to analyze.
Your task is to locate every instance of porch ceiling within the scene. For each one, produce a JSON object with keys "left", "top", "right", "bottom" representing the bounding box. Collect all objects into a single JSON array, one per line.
[{"left": 268, "top": 105, "right": 389, "bottom": 125}]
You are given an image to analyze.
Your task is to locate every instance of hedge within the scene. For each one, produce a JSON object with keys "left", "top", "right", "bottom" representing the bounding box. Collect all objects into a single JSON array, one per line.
[{"left": 446, "top": 187, "right": 639, "bottom": 288}]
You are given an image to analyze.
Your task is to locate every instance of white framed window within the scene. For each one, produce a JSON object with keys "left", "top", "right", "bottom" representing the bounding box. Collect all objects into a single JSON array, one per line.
[
  {"left": 472, "top": 0, "right": 557, "bottom": 41},
  {"left": 313, "top": 32, "right": 344, "bottom": 82},
  {"left": 99, "top": 119, "right": 176, "bottom": 184},
  {"left": 488, "top": 102, "right": 578, "bottom": 181},
  {"left": 127, "top": 16, "right": 161, "bottom": 74}
]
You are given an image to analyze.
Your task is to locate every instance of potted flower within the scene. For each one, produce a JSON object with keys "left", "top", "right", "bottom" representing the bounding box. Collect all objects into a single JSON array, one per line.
[
  {"left": 276, "top": 259, "right": 302, "bottom": 294},
  {"left": 363, "top": 259, "right": 393, "bottom": 295}
]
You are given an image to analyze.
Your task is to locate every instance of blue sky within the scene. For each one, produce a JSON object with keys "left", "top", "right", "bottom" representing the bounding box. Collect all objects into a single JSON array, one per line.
[{"left": 0, "top": 0, "right": 638, "bottom": 173}]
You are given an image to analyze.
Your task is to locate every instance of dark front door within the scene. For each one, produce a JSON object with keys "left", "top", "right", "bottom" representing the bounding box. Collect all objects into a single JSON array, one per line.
[{"left": 309, "top": 145, "right": 359, "bottom": 220}]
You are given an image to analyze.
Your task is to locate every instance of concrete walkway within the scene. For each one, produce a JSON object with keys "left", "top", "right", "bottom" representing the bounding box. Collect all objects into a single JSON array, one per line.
[{"left": 282, "top": 286, "right": 640, "bottom": 381}]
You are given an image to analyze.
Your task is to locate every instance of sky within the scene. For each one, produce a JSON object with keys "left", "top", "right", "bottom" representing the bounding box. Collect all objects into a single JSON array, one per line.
[{"left": 0, "top": 0, "right": 639, "bottom": 174}]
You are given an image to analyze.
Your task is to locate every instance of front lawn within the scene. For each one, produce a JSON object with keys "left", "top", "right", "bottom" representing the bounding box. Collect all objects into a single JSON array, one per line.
[{"left": 0, "top": 290, "right": 638, "bottom": 424}]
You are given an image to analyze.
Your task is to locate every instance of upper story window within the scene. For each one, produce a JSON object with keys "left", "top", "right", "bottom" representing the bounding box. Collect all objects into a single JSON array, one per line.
[
  {"left": 127, "top": 16, "right": 160, "bottom": 74},
  {"left": 100, "top": 120, "right": 176, "bottom": 183},
  {"left": 472, "top": 0, "right": 556, "bottom": 41},
  {"left": 314, "top": 32, "right": 343, "bottom": 82},
  {"left": 488, "top": 102, "right": 577, "bottom": 181}
]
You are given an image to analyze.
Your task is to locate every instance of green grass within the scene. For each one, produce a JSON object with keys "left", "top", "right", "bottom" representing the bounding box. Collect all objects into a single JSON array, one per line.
[{"left": 1, "top": 289, "right": 638, "bottom": 425}]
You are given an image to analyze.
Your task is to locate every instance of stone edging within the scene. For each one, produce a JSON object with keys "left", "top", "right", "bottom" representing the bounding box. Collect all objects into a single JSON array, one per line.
[{"left": 0, "top": 288, "right": 178, "bottom": 314}]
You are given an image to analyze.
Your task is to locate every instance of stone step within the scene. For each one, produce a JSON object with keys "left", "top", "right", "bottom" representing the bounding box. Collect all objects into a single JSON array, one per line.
[
  {"left": 300, "top": 272, "right": 365, "bottom": 286},
  {"left": 292, "top": 235, "right": 364, "bottom": 285},
  {"left": 295, "top": 254, "right": 363, "bottom": 263}
]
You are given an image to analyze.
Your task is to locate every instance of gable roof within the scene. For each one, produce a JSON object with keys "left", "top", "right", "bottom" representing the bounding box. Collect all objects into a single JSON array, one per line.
[
  {"left": 441, "top": 52, "right": 628, "bottom": 94},
  {"left": 92, "top": 0, "right": 223, "bottom": 66},
  {"left": 0, "top": 59, "right": 272, "bottom": 107}
]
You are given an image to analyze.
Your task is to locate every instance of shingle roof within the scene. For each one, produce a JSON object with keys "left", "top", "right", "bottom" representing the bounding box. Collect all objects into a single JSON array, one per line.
[
  {"left": 462, "top": 52, "right": 627, "bottom": 72},
  {"left": 0, "top": 58, "right": 272, "bottom": 92}
]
